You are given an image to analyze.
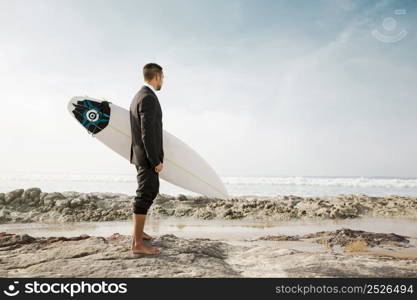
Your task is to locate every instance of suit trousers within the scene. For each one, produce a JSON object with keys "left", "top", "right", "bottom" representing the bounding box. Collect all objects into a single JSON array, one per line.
[{"left": 133, "top": 164, "right": 159, "bottom": 214}]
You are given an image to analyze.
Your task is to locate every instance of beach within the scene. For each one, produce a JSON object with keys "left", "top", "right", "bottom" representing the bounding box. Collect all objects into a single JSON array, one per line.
[{"left": 0, "top": 187, "right": 416, "bottom": 277}]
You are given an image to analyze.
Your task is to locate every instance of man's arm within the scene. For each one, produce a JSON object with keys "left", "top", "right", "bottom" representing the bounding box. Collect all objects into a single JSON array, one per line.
[{"left": 138, "top": 96, "right": 160, "bottom": 168}]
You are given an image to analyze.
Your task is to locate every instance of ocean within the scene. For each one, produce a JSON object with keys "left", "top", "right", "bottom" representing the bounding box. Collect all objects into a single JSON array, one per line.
[{"left": 1, "top": 172, "right": 417, "bottom": 197}]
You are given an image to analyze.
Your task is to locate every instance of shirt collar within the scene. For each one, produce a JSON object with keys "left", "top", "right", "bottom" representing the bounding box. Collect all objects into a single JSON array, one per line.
[{"left": 143, "top": 82, "right": 157, "bottom": 94}]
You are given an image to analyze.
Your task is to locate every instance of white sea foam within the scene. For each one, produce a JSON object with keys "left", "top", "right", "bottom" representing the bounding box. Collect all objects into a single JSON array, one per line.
[
  {"left": 1, "top": 173, "right": 417, "bottom": 196},
  {"left": 1, "top": 173, "right": 417, "bottom": 188},
  {"left": 223, "top": 176, "right": 417, "bottom": 188}
]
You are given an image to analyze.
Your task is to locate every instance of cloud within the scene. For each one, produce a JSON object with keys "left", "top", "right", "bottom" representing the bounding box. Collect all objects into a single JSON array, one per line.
[{"left": 0, "top": 0, "right": 416, "bottom": 177}]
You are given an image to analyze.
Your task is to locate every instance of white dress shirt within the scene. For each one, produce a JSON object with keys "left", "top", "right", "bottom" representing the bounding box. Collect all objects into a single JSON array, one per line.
[{"left": 143, "top": 81, "right": 157, "bottom": 94}]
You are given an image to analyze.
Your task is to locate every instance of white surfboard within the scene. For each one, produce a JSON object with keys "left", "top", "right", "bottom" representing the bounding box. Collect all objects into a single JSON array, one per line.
[{"left": 67, "top": 96, "right": 229, "bottom": 200}]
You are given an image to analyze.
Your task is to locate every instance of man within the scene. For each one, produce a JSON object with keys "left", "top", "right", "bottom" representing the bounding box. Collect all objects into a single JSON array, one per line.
[{"left": 129, "top": 63, "right": 164, "bottom": 255}]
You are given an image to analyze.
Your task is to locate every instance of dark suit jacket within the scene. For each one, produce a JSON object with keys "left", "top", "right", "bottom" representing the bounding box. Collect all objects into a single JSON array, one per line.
[{"left": 129, "top": 85, "right": 164, "bottom": 169}]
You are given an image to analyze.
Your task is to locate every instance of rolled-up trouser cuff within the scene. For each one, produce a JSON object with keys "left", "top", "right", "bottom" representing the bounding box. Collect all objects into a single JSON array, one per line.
[
  {"left": 133, "top": 164, "right": 159, "bottom": 215},
  {"left": 133, "top": 207, "right": 149, "bottom": 215}
]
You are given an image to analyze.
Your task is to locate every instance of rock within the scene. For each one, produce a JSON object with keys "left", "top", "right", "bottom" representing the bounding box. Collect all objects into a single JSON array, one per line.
[
  {"left": 5, "top": 189, "right": 24, "bottom": 203},
  {"left": 70, "top": 198, "right": 84, "bottom": 207},
  {"left": 79, "top": 194, "right": 91, "bottom": 201},
  {"left": 61, "top": 191, "right": 81, "bottom": 198},
  {"left": 174, "top": 207, "right": 192, "bottom": 217},
  {"left": 222, "top": 209, "right": 244, "bottom": 219},
  {"left": 0, "top": 208, "right": 11, "bottom": 223},
  {"left": 176, "top": 194, "right": 188, "bottom": 201},
  {"left": 43, "top": 192, "right": 65, "bottom": 201},
  {"left": 315, "top": 207, "right": 330, "bottom": 218},
  {"left": 42, "top": 198, "right": 55, "bottom": 207},
  {"left": 303, "top": 228, "right": 410, "bottom": 248},
  {"left": 194, "top": 209, "right": 214, "bottom": 220},
  {"left": 0, "top": 188, "right": 417, "bottom": 223},
  {"left": 329, "top": 208, "right": 342, "bottom": 219},
  {"left": 226, "top": 242, "right": 417, "bottom": 278},
  {"left": 1, "top": 230, "right": 415, "bottom": 278},
  {"left": 254, "top": 235, "right": 300, "bottom": 241},
  {"left": 42, "top": 192, "right": 65, "bottom": 206},
  {"left": 55, "top": 199, "right": 70, "bottom": 208},
  {"left": 109, "top": 202, "right": 120, "bottom": 209},
  {"left": 22, "top": 188, "right": 42, "bottom": 200},
  {"left": 8, "top": 198, "right": 23, "bottom": 208},
  {"left": 0, "top": 232, "right": 239, "bottom": 278}
]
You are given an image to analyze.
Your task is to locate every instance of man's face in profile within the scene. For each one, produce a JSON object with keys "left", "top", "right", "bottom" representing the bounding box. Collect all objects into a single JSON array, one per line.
[{"left": 155, "top": 72, "right": 164, "bottom": 90}]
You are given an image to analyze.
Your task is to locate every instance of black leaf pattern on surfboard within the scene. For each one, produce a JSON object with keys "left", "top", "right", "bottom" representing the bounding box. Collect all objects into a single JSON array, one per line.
[{"left": 72, "top": 99, "right": 111, "bottom": 134}]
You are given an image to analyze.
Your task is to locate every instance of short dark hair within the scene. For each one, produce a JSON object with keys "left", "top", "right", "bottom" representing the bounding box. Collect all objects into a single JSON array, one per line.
[{"left": 143, "top": 63, "right": 163, "bottom": 81}]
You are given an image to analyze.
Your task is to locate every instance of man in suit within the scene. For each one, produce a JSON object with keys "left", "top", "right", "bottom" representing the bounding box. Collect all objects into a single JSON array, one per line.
[{"left": 129, "top": 63, "right": 164, "bottom": 255}]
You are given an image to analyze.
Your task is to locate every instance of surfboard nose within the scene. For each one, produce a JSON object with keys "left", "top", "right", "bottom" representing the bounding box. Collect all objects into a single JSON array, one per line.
[
  {"left": 68, "top": 96, "right": 111, "bottom": 134},
  {"left": 67, "top": 96, "right": 84, "bottom": 113}
]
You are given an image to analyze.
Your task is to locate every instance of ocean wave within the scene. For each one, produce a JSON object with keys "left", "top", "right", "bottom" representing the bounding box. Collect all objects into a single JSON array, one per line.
[
  {"left": 223, "top": 176, "right": 417, "bottom": 188},
  {"left": 1, "top": 174, "right": 417, "bottom": 189}
]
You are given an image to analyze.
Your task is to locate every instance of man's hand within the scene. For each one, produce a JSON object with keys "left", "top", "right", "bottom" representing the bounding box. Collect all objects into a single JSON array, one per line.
[{"left": 154, "top": 162, "right": 163, "bottom": 173}]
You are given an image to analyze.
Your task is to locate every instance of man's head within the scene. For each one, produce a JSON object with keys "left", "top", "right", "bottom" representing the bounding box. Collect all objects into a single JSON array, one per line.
[{"left": 143, "top": 63, "right": 164, "bottom": 91}]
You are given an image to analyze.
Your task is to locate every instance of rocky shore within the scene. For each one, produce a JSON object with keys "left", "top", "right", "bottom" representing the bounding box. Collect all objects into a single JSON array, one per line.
[
  {"left": 1, "top": 188, "right": 416, "bottom": 277},
  {"left": 0, "top": 229, "right": 416, "bottom": 277},
  {"left": 1, "top": 188, "right": 417, "bottom": 223}
]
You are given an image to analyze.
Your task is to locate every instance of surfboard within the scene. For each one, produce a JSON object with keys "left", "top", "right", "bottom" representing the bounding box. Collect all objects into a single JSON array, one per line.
[{"left": 67, "top": 96, "right": 229, "bottom": 200}]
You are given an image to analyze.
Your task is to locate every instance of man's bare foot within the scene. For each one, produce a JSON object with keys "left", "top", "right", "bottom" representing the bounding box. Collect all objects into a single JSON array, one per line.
[
  {"left": 132, "top": 242, "right": 160, "bottom": 255},
  {"left": 143, "top": 232, "right": 154, "bottom": 240},
  {"left": 131, "top": 233, "right": 153, "bottom": 251},
  {"left": 131, "top": 236, "right": 156, "bottom": 251}
]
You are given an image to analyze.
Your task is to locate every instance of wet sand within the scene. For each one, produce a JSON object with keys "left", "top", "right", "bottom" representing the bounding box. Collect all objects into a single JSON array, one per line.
[{"left": 1, "top": 217, "right": 416, "bottom": 241}]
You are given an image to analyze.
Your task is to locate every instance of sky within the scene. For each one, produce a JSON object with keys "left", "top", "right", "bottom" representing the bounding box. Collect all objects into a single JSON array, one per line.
[{"left": 0, "top": 0, "right": 416, "bottom": 177}]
